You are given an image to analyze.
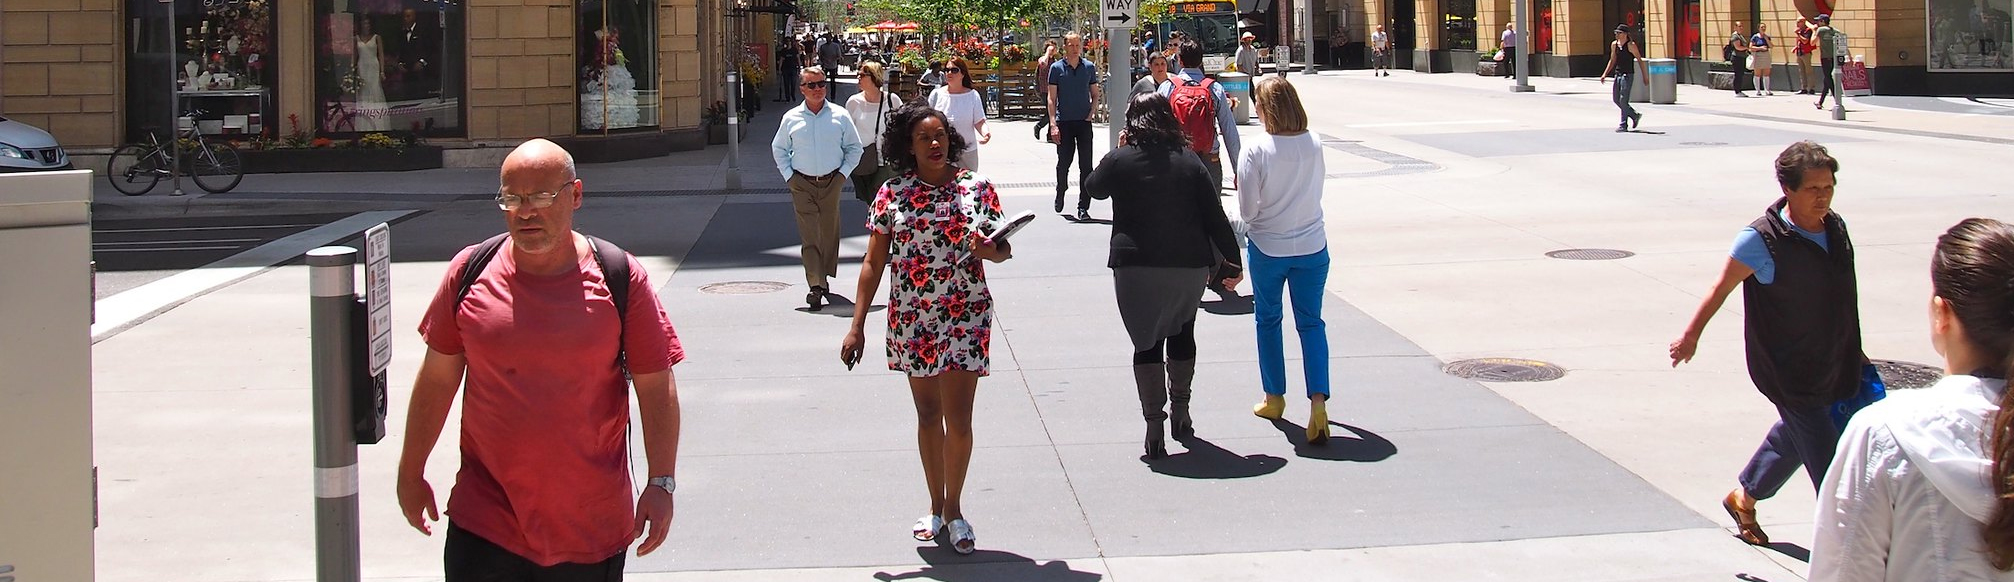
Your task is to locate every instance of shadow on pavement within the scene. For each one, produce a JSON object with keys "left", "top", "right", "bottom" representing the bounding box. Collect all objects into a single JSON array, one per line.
[
  {"left": 1764, "top": 541, "right": 1810, "bottom": 562},
  {"left": 796, "top": 294, "right": 887, "bottom": 317},
  {"left": 1148, "top": 435, "right": 1288, "bottom": 479},
  {"left": 1199, "top": 293, "right": 1254, "bottom": 316},
  {"left": 873, "top": 547, "right": 1103, "bottom": 582},
  {"left": 1268, "top": 420, "right": 1398, "bottom": 462}
]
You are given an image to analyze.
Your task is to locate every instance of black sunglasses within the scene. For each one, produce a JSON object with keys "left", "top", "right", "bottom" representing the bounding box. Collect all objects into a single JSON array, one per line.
[
  {"left": 801, "top": 82, "right": 826, "bottom": 89},
  {"left": 944, "top": 67, "right": 964, "bottom": 73}
]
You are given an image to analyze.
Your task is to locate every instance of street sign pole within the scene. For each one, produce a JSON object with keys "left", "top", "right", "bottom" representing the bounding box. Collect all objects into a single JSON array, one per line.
[
  {"left": 307, "top": 246, "right": 361, "bottom": 582},
  {"left": 1512, "top": 0, "right": 1534, "bottom": 92},
  {"left": 1103, "top": 0, "right": 1137, "bottom": 151}
]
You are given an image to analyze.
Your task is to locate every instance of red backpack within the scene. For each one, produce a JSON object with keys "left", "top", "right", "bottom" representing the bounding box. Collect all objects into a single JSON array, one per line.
[{"left": 1168, "top": 77, "right": 1218, "bottom": 154}]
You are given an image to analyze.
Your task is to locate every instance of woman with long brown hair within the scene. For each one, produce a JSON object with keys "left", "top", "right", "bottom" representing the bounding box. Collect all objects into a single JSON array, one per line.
[
  {"left": 925, "top": 57, "right": 991, "bottom": 171},
  {"left": 1810, "top": 218, "right": 2014, "bottom": 580}
]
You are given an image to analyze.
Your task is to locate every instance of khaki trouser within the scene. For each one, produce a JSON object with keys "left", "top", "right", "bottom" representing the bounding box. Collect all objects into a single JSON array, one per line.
[{"left": 788, "top": 171, "right": 845, "bottom": 289}]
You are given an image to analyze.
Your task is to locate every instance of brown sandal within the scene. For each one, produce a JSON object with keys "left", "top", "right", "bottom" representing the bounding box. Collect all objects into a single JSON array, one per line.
[{"left": 1722, "top": 490, "right": 1769, "bottom": 546}]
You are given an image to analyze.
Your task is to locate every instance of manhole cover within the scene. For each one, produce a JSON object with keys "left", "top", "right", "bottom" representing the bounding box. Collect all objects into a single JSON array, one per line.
[
  {"left": 1545, "top": 248, "right": 1635, "bottom": 261},
  {"left": 1873, "top": 359, "right": 1944, "bottom": 390},
  {"left": 1680, "top": 141, "right": 1730, "bottom": 147},
  {"left": 1443, "top": 358, "right": 1567, "bottom": 382},
  {"left": 698, "top": 281, "right": 791, "bottom": 295}
]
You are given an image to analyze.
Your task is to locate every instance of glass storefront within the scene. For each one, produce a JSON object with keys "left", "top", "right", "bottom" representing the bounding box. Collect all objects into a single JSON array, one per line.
[
  {"left": 1929, "top": 0, "right": 2013, "bottom": 70},
  {"left": 579, "top": 0, "right": 660, "bottom": 132},
  {"left": 315, "top": 0, "right": 466, "bottom": 136},
  {"left": 1675, "top": 0, "right": 1701, "bottom": 58},
  {"left": 1442, "top": 0, "right": 1477, "bottom": 50},
  {"left": 1535, "top": 0, "right": 1554, "bottom": 52},
  {"left": 123, "top": 0, "right": 277, "bottom": 142}
]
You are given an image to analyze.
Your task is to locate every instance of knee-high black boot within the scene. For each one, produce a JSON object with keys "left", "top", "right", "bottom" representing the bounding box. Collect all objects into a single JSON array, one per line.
[
  {"left": 1133, "top": 363, "right": 1168, "bottom": 459},
  {"left": 1168, "top": 359, "right": 1196, "bottom": 440}
]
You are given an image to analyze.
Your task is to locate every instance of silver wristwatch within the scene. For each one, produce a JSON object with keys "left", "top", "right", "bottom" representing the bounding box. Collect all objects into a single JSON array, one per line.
[{"left": 647, "top": 475, "right": 676, "bottom": 494}]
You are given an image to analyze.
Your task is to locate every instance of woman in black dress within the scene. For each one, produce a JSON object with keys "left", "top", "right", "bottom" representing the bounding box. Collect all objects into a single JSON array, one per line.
[{"left": 1085, "top": 93, "right": 1243, "bottom": 459}]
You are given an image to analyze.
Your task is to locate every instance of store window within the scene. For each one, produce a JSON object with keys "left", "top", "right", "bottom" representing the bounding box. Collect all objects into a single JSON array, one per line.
[
  {"left": 1442, "top": 0, "right": 1478, "bottom": 50},
  {"left": 123, "top": 0, "right": 278, "bottom": 142},
  {"left": 1604, "top": 0, "right": 1645, "bottom": 45},
  {"left": 1929, "top": 0, "right": 2013, "bottom": 71},
  {"left": 315, "top": 0, "right": 466, "bottom": 136},
  {"left": 1675, "top": 0, "right": 1701, "bottom": 58},
  {"left": 579, "top": 0, "right": 661, "bottom": 132}
]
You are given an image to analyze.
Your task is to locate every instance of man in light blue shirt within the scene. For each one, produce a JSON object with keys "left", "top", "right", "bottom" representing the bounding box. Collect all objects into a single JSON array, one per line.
[{"left": 771, "top": 68, "right": 862, "bottom": 310}]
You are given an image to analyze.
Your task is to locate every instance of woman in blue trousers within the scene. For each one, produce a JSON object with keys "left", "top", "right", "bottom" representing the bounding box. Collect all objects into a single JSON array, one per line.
[{"left": 1234, "top": 77, "right": 1333, "bottom": 444}]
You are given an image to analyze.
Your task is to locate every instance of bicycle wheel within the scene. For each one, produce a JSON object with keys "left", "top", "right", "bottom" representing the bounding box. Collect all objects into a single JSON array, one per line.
[
  {"left": 106, "top": 144, "right": 162, "bottom": 196},
  {"left": 189, "top": 141, "right": 244, "bottom": 194}
]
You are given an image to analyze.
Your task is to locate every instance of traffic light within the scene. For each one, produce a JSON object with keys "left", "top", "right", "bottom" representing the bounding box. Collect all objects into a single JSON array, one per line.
[{"left": 846, "top": 2, "right": 855, "bottom": 15}]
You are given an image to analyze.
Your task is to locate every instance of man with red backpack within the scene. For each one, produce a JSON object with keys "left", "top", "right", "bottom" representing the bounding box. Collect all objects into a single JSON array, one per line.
[{"left": 1156, "top": 38, "right": 1241, "bottom": 196}]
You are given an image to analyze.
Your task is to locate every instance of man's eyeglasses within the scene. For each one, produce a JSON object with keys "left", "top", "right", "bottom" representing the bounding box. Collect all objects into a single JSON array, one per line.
[
  {"left": 801, "top": 82, "right": 827, "bottom": 89},
  {"left": 496, "top": 180, "right": 577, "bottom": 211}
]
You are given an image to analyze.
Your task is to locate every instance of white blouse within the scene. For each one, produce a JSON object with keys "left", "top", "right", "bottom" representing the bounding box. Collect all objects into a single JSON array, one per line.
[
  {"left": 844, "top": 91, "right": 902, "bottom": 149},
  {"left": 927, "top": 87, "right": 985, "bottom": 152}
]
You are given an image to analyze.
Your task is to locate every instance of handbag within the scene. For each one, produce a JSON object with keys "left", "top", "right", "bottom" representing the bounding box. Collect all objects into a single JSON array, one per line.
[
  {"left": 851, "top": 92, "right": 888, "bottom": 179},
  {"left": 1829, "top": 363, "right": 1888, "bottom": 428}
]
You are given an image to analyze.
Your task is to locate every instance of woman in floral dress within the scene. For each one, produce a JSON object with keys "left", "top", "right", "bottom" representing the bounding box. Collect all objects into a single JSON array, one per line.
[{"left": 840, "top": 102, "right": 1011, "bottom": 556}]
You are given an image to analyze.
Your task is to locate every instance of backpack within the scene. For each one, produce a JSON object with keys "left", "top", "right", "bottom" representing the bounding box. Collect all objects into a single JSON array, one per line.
[
  {"left": 1169, "top": 77, "right": 1218, "bottom": 155},
  {"left": 456, "top": 233, "right": 634, "bottom": 371}
]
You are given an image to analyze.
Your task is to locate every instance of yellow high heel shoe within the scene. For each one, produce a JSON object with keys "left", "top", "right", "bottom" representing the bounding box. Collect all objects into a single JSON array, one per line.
[
  {"left": 1253, "top": 394, "right": 1285, "bottom": 420},
  {"left": 1307, "top": 397, "right": 1330, "bottom": 445}
]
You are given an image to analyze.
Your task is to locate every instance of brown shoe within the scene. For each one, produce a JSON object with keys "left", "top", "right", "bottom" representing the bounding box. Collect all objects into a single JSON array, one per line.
[{"left": 1722, "top": 489, "right": 1768, "bottom": 546}]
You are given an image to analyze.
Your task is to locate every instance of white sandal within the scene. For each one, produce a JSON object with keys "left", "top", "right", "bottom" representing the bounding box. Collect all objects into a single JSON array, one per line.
[
  {"left": 912, "top": 514, "right": 944, "bottom": 542},
  {"left": 947, "top": 518, "right": 976, "bottom": 555}
]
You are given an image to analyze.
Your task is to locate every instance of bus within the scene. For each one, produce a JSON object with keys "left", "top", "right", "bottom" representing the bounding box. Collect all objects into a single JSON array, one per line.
[{"left": 1152, "top": 0, "right": 1242, "bottom": 59}]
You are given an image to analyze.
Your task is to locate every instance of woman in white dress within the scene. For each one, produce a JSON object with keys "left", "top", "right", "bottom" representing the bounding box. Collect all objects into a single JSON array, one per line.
[
  {"left": 354, "top": 17, "right": 390, "bottom": 131},
  {"left": 926, "top": 57, "right": 990, "bottom": 171}
]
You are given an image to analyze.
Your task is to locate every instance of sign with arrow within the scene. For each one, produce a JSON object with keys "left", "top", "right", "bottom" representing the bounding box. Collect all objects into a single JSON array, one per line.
[{"left": 1102, "top": 0, "right": 1137, "bottom": 28}]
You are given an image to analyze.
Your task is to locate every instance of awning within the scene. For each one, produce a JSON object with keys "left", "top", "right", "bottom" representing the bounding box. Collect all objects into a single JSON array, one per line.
[{"left": 1237, "top": 0, "right": 1272, "bottom": 13}]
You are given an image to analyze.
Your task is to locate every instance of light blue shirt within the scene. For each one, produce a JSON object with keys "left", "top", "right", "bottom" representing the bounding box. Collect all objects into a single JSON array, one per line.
[
  {"left": 772, "top": 101, "right": 863, "bottom": 180},
  {"left": 1157, "top": 68, "right": 1241, "bottom": 169},
  {"left": 1731, "top": 207, "right": 1833, "bottom": 285}
]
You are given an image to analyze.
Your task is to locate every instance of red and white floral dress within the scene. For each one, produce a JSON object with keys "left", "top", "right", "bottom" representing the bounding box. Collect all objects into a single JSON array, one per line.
[{"left": 868, "top": 169, "right": 1005, "bottom": 377}]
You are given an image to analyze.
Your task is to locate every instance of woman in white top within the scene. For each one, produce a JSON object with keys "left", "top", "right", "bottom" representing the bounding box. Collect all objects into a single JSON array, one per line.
[
  {"left": 845, "top": 60, "right": 903, "bottom": 202},
  {"left": 927, "top": 57, "right": 991, "bottom": 171},
  {"left": 1234, "top": 77, "right": 1333, "bottom": 445},
  {"left": 1811, "top": 217, "right": 2014, "bottom": 581}
]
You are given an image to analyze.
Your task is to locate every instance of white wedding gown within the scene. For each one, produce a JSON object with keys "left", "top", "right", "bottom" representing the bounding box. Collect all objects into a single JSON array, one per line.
[{"left": 355, "top": 36, "right": 390, "bottom": 131}]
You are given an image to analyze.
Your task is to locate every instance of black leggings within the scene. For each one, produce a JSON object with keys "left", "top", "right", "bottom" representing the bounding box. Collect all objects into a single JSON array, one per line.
[{"left": 1132, "top": 320, "right": 1197, "bottom": 364}]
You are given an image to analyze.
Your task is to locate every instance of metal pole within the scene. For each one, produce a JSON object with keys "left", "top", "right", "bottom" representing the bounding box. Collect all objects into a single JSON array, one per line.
[
  {"left": 1511, "top": 0, "right": 1534, "bottom": 91},
  {"left": 167, "top": 0, "right": 183, "bottom": 196},
  {"left": 1107, "top": 29, "right": 1131, "bottom": 151},
  {"left": 726, "top": 69, "right": 742, "bottom": 190},
  {"left": 1830, "top": 55, "right": 1846, "bottom": 120},
  {"left": 308, "top": 246, "right": 361, "bottom": 582},
  {"left": 1302, "top": 0, "right": 1316, "bottom": 74}
]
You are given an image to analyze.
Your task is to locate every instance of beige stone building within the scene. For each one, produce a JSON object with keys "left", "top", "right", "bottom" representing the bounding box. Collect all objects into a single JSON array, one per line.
[{"left": 3, "top": 0, "right": 734, "bottom": 166}]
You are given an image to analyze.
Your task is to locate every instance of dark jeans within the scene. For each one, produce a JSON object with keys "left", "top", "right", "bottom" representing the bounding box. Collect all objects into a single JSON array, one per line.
[
  {"left": 1611, "top": 73, "right": 1638, "bottom": 126},
  {"left": 445, "top": 524, "right": 625, "bottom": 582},
  {"left": 1815, "top": 58, "right": 1839, "bottom": 104},
  {"left": 778, "top": 67, "right": 799, "bottom": 101},
  {"left": 1737, "top": 404, "right": 1844, "bottom": 499},
  {"left": 1034, "top": 94, "right": 1051, "bottom": 138},
  {"left": 1732, "top": 58, "right": 1750, "bottom": 93},
  {"left": 1501, "top": 46, "right": 1519, "bottom": 77},
  {"left": 1054, "top": 120, "right": 1094, "bottom": 211}
]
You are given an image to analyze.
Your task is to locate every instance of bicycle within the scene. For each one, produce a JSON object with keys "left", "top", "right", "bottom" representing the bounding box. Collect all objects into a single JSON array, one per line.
[{"left": 106, "top": 109, "right": 245, "bottom": 195}]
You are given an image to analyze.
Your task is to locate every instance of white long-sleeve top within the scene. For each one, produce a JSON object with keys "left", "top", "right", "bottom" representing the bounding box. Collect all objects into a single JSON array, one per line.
[
  {"left": 1233, "top": 131, "right": 1327, "bottom": 258},
  {"left": 1811, "top": 374, "right": 2014, "bottom": 582}
]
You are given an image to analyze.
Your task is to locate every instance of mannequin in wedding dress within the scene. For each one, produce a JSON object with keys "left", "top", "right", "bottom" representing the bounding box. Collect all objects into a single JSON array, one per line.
[{"left": 354, "top": 17, "right": 391, "bottom": 131}]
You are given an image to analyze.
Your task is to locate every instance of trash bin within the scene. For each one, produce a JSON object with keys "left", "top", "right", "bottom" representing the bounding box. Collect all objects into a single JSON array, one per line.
[
  {"left": 1646, "top": 58, "right": 1678, "bottom": 104},
  {"left": 1214, "top": 71, "right": 1253, "bottom": 125}
]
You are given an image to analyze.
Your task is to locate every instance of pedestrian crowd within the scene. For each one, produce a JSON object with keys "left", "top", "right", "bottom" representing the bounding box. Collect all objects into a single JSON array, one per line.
[{"left": 384, "top": 26, "right": 2012, "bottom": 582}]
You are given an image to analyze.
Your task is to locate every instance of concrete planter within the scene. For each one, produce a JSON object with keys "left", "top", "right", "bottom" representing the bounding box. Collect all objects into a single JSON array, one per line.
[
  {"left": 240, "top": 146, "right": 443, "bottom": 174},
  {"left": 705, "top": 122, "right": 750, "bottom": 145}
]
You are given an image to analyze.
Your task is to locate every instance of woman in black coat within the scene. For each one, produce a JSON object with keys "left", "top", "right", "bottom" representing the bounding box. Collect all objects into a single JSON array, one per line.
[{"left": 1085, "top": 92, "right": 1244, "bottom": 459}]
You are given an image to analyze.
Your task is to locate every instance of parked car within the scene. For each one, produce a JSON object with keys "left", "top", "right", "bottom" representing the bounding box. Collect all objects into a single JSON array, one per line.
[{"left": 0, "top": 115, "right": 72, "bottom": 172}]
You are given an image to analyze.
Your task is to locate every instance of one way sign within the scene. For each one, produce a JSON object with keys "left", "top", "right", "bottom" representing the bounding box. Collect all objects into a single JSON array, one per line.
[{"left": 1102, "top": 0, "right": 1137, "bottom": 28}]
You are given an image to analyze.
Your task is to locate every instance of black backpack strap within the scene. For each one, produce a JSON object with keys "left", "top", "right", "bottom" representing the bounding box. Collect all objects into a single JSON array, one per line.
[
  {"left": 586, "top": 235, "right": 632, "bottom": 372},
  {"left": 455, "top": 233, "right": 512, "bottom": 306}
]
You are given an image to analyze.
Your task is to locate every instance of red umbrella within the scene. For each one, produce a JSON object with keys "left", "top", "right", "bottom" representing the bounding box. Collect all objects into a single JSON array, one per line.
[{"left": 868, "top": 20, "right": 899, "bottom": 30}]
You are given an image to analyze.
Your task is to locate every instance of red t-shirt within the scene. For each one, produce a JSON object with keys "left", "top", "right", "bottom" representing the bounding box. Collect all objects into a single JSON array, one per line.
[{"left": 418, "top": 238, "right": 683, "bottom": 566}]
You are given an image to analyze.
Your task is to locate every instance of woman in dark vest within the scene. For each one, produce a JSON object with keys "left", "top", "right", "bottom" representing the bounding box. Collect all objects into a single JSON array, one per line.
[
  {"left": 1669, "top": 140, "right": 1866, "bottom": 546},
  {"left": 1084, "top": 93, "right": 1242, "bottom": 459}
]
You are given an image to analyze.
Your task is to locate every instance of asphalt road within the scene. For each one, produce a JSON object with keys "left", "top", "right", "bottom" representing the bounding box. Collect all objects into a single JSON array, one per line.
[{"left": 92, "top": 212, "right": 351, "bottom": 299}]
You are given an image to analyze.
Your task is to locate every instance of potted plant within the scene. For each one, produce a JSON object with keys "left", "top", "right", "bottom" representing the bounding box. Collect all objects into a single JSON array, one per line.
[
  {"left": 238, "top": 115, "right": 443, "bottom": 173},
  {"left": 702, "top": 100, "right": 749, "bottom": 145}
]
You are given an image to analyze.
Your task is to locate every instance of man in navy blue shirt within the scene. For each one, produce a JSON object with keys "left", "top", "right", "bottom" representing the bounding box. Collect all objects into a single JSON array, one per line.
[{"left": 1049, "top": 31, "right": 1102, "bottom": 220}]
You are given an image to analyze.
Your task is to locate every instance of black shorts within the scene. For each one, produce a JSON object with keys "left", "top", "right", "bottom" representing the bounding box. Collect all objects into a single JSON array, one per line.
[{"left": 445, "top": 524, "right": 625, "bottom": 582}]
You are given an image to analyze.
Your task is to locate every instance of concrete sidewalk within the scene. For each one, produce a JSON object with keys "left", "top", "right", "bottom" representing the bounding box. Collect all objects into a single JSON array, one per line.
[{"left": 86, "top": 69, "right": 2014, "bottom": 581}]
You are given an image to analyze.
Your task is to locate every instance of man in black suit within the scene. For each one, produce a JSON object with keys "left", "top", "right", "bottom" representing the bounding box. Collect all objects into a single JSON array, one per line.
[{"left": 395, "top": 9, "right": 439, "bottom": 99}]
